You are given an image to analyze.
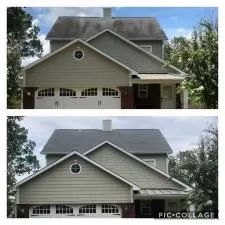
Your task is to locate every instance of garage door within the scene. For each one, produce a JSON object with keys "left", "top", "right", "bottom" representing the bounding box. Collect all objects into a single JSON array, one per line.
[
  {"left": 35, "top": 88, "right": 121, "bottom": 109},
  {"left": 29, "top": 204, "right": 122, "bottom": 218}
]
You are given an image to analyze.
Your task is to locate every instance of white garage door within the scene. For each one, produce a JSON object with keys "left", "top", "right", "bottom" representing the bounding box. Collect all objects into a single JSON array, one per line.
[
  {"left": 29, "top": 204, "right": 122, "bottom": 218},
  {"left": 35, "top": 88, "right": 121, "bottom": 109}
]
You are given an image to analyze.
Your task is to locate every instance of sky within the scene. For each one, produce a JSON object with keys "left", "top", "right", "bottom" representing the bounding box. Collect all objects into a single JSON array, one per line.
[
  {"left": 18, "top": 116, "right": 217, "bottom": 172},
  {"left": 21, "top": 7, "right": 218, "bottom": 66}
]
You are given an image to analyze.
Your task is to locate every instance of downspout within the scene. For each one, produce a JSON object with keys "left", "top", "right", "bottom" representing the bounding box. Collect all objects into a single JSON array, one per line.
[
  {"left": 21, "top": 71, "right": 26, "bottom": 109},
  {"left": 129, "top": 71, "right": 133, "bottom": 87}
]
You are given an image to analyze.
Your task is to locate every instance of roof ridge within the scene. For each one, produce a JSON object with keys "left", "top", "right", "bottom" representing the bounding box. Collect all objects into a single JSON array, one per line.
[
  {"left": 58, "top": 16, "right": 156, "bottom": 19},
  {"left": 54, "top": 128, "right": 160, "bottom": 131}
]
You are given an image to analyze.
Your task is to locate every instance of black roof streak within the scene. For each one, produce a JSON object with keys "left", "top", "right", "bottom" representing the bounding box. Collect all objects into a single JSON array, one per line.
[{"left": 46, "top": 17, "right": 168, "bottom": 40}]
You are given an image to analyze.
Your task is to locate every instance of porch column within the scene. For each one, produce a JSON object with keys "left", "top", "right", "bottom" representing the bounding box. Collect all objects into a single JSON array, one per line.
[
  {"left": 182, "top": 89, "right": 189, "bottom": 109},
  {"left": 189, "top": 204, "right": 195, "bottom": 212},
  {"left": 15, "top": 205, "right": 17, "bottom": 218}
]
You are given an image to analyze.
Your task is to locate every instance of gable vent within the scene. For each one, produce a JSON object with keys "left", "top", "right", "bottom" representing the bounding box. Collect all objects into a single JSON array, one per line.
[
  {"left": 103, "top": 8, "right": 112, "bottom": 18},
  {"left": 102, "top": 119, "right": 112, "bottom": 131}
]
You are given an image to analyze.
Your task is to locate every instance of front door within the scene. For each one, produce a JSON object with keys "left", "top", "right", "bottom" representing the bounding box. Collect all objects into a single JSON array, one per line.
[
  {"left": 133, "top": 84, "right": 161, "bottom": 109},
  {"left": 135, "top": 200, "right": 165, "bottom": 218},
  {"left": 151, "top": 200, "right": 165, "bottom": 218},
  {"left": 161, "top": 84, "right": 176, "bottom": 109}
]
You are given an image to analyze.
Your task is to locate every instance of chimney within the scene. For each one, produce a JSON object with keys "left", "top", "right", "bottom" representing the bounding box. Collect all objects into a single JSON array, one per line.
[
  {"left": 103, "top": 8, "right": 112, "bottom": 18},
  {"left": 102, "top": 119, "right": 112, "bottom": 131}
]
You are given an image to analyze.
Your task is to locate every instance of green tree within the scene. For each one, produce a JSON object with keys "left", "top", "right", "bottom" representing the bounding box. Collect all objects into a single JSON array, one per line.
[
  {"left": 165, "top": 19, "right": 218, "bottom": 109},
  {"left": 7, "top": 7, "right": 43, "bottom": 108},
  {"left": 7, "top": 117, "right": 40, "bottom": 217},
  {"left": 169, "top": 123, "right": 218, "bottom": 214}
]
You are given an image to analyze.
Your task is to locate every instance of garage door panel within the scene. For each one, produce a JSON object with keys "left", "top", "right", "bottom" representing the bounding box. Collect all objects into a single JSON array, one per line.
[
  {"left": 29, "top": 204, "right": 122, "bottom": 218},
  {"left": 35, "top": 87, "right": 121, "bottom": 109}
]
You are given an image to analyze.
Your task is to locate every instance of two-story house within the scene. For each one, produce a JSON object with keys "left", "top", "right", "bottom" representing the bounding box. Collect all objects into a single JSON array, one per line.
[
  {"left": 22, "top": 8, "right": 188, "bottom": 109},
  {"left": 14, "top": 120, "right": 193, "bottom": 218}
]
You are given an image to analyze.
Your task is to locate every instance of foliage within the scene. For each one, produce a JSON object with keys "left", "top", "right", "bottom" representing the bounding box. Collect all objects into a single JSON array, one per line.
[
  {"left": 7, "top": 7, "right": 43, "bottom": 108},
  {"left": 165, "top": 20, "right": 218, "bottom": 109},
  {"left": 169, "top": 123, "right": 218, "bottom": 214},
  {"left": 7, "top": 117, "right": 40, "bottom": 217}
]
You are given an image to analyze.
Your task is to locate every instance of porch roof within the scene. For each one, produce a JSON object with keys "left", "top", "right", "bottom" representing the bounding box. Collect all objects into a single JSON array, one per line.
[
  {"left": 132, "top": 73, "right": 185, "bottom": 83},
  {"left": 134, "top": 189, "right": 189, "bottom": 198}
]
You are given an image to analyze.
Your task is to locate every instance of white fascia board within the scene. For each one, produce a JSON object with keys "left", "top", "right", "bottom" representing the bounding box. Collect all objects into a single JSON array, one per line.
[
  {"left": 87, "top": 29, "right": 186, "bottom": 76},
  {"left": 22, "top": 38, "right": 137, "bottom": 76},
  {"left": 84, "top": 140, "right": 192, "bottom": 191},
  {"left": 15, "top": 149, "right": 140, "bottom": 191}
]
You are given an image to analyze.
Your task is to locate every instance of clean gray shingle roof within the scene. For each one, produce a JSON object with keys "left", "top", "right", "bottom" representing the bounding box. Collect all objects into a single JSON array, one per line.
[
  {"left": 41, "top": 129, "right": 173, "bottom": 155},
  {"left": 46, "top": 17, "right": 168, "bottom": 40}
]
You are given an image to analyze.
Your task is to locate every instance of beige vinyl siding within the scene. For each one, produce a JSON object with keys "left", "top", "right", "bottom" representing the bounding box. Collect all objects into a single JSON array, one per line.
[
  {"left": 88, "top": 145, "right": 184, "bottom": 190},
  {"left": 25, "top": 42, "right": 130, "bottom": 88},
  {"left": 132, "top": 40, "right": 163, "bottom": 58},
  {"left": 50, "top": 40, "right": 71, "bottom": 52},
  {"left": 89, "top": 32, "right": 177, "bottom": 74},
  {"left": 50, "top": 40, "right": 163, "bottom": 58},
  {"left": 134, "top": 154, "right": 168, "bottom": 173},
  {"left": 19, "top": 155, "right": 132, "bottom": 204}
]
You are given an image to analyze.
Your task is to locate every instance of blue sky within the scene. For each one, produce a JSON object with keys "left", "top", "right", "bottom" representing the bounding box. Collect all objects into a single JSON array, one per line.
[
  {"left": 21, "top": 7, "right": 217, "bottom": 66},
  {"left": 25, "top": 7, "right": 217, "bottom": 38}
]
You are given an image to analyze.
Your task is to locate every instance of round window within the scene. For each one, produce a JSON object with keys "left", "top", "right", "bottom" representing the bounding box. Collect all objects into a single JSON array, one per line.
[
  {"left": 73, "top": 50, "right": 84, "bottom": 60},
  {"left": 70, "top": 163, "right": 81, "bottom": 174}
]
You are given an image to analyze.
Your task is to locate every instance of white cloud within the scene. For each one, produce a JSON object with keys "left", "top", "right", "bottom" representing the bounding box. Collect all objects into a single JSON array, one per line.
[
  {"left": 165, "top": 27, "right": 193, "bottom": 40},
  {"left": 39, "top": 7, "right": 103, "bottom": 27},
  {"left": 32, "top": 18, "right": 40, "bottom": 26},
  {"left": 21, "top": 34, "right": 50, "bottom": 67}
]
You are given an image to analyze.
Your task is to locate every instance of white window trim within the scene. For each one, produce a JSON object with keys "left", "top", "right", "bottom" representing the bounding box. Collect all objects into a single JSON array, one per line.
[
  {"left": 73, "top": 49, "right": 84, "bottom": 60},
  {"left": 78, "top": 204, "right": 97, "bottom": 214},
  {"left": 56, "top": 204, "right": 74, "bottom": 214},
  {"left": 102, "top": 88, "right": 119, "bottom": 96},
  {"left": 59, "top": 88, "right": 76, "bottom": 97},
  {"left": 140, "top": 200, "right": 151, "bottom": 216},
  {"left": 143, "top": 158, "right": 156, "bottom": 167},
  {"left": 81, "top": 88, "right": 98, "bottom": 97},
  {"left": 30, "top": 205, "right": 51, "bottom": 216},
  {"left": 162, "top": 85, "right": 173, "bottom": 100},
  {"left": 29, "top": 204, "right": 122, "bottom": 218},
  {"left": 101, "top": 204, "right": 120, "bottom": 214},
  {"left": 140, "top": 45, "right": 152, "bottom": 53},
  {"left": 70, "top": 163, "right": 81, "bottom": 174},
  {"left": 138, "top": 84, "right": 148, "bottom": 98},
  {"left": 37, "top": 88, "right": 55, "bottom": 97}
]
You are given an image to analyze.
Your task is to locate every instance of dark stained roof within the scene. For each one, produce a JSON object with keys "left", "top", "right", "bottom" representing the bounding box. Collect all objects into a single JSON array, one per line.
[
  {"left": 46, "top": 17, "right": 168, "bottom": 40},
  {"left": 41, "top": 129, "right": 173, "bottom": 155}
]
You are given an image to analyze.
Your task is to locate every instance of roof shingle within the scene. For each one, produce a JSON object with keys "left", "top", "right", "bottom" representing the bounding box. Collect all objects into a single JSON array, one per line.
[
  {"left": 46, "top": 17, "right": 168, "bottom": 40},
  {"left": 41, "top": 129, "right": 173, "bottom": 155}
]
